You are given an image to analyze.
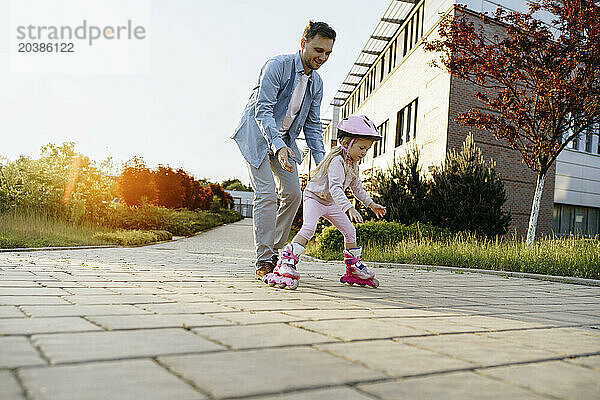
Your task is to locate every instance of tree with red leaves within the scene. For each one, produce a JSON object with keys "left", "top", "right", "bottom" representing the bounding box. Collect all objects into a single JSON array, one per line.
[
  {"left": 154, "top": 165, "right": 185, "bottom": 209},
  {"left": 118, "top": 157, "right": 156, "bottom": 207},
  {"left": 425, "top": 0, "right": 600, "bottom": 245}
]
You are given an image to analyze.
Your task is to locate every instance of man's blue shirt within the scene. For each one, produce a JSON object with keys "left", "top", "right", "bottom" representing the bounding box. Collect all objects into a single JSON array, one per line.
[{"left": 232, "top": 52, "right": 326, "bottom": 168}]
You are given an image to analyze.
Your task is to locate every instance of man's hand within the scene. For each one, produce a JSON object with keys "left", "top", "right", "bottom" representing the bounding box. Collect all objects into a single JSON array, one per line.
[
  {"left": 369, "top": 203, "right": 387, "bottom": 218},
  {"left": 347, "top": 207, "right": 364, "bottom": 223},
  {"left": 277, "top": 147, "right": 295, "bottom": 173}
]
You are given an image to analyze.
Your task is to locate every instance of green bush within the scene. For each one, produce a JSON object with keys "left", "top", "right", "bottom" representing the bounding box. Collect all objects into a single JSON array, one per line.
[
  {"left": 314, "top": 220, "right": 453, "bottom": 254},
  {"left": 428, "top": 134, "right": 511, "bottom": 237},
  {"left": 0, "top": 143, "right": 117, "bottom": 223},
  {"left": 102, "top": 203, "right": 242, "bottom": 236},
  {"left": 217, "top": 208, "right": 244, "bottom": 224},
  {"left": 93, "top": 230, "right": 172, "bottom": 246},
  {"left": 367, "top": 135, "right": 511, "bottom": 238},
  {"left": 371, "top": 145, "right": 429, "bottom": 224}
]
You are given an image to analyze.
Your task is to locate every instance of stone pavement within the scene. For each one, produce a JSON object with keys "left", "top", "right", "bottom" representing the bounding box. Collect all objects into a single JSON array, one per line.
[{"left": 1, "top": 218, "right": 599, "bottom": 400}]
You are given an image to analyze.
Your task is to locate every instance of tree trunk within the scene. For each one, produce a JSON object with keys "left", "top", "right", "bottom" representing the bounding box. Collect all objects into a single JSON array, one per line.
[{"left": 526, "top": 173, "right": 545, "bottom": 247}]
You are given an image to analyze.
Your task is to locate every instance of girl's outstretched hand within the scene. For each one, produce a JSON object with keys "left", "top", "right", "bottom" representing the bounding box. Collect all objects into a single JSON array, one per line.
[
  {"left": 370, "top": 203, "right": 387, "bottom": 218},
  {"left": 347, "top": 207, "right": 364, "bottom": 223}
]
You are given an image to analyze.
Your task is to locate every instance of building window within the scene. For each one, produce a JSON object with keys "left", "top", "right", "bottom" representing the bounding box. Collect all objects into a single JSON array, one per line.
[
  {"left": 413, "top": 99, "right": 418, "bottom": 139},
  {"left": 388, "top": 40, "right": 395, "bottom": 73},
  {"left": 396, "top": 109, "right": 404, "bottom": 147},
  {"left": 413, "top": 13, "right": 419, "bottom": 47},
  {"left": 402, "top": 3, "right": 425, "bottom": 57},
  {"left": 571, "top": 134, "right": 580, "bottom": 150},
  {"left": 405, "top": 103, "right": 412, "bottom": 143},
  {"left": 403, "top": 21, "right": 410, "bottom": 56},
  {"left": 395, "top": 98, "right": 418, "bottom": 147},
  {"left": 374, "top": 120, "right": 388, "bottom": 158},
  {"left": 392, "top": 38, "right": 397, "bottom": 69},
  {"left": 553, "top": 204, "right": 600, "bottom": 237},
  {"left": 420, "top": 6, "right": 425, "bottom": 37},
  {"left": 589, "top": 207, "right": 599, "bottom": 236},
  {"left": 585, "top": 132, "right": 593, "bottom": 153},
  {"left": 371, "top": 70, "right": 376, "bottom": 92}
]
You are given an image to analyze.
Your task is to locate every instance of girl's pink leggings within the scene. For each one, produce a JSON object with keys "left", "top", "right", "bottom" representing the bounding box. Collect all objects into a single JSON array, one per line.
[{"left": 296, "top": 195, "right": 356, "bottom": 244}]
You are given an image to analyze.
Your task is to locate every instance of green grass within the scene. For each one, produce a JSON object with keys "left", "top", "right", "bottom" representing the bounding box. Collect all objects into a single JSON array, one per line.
[
  {"left": 0, "top": 210, "right": 111, "bottom": 248},
  {"left": 1, "top": 210, "right": 169, "bottom": 248},
  {"left": 1, "top": 207, "right": 241, "bottom": 249},
  {"left": 306, "top": 234, "right": 600, "bottom": 280}
]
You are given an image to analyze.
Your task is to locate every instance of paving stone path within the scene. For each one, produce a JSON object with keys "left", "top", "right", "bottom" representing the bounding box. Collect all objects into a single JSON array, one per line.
[{"left": 1, "top": 218, "right": 600, "bottom": 399}]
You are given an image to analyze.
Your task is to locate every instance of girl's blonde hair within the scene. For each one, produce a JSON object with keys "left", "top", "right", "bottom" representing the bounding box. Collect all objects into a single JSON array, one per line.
[{"left": 310, "top": 136, "right": 359, "bottom": 181}]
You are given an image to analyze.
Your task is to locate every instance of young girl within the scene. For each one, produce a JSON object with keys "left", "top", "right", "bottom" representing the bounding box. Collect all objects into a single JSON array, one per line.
[{"left": 263, "top": 115, "right": 386, "bottom": 290}]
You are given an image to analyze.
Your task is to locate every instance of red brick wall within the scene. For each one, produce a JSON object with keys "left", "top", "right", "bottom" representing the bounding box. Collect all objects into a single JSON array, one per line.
[{"left": 447, "top": 75, "right": 555, "bottom": 237}]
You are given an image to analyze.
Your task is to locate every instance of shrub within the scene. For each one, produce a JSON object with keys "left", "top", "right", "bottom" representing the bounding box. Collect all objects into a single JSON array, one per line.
[
  {"left": 428, "top": 134, "right": 511, "bottom": 237},
  {"left": 217, "top": 208, "right": 244, "bottom": 224},
  {"left": 371, "top": 145, "right": 429, "bottom": 224},
  {"left": 222, "top": 178, "right": 253, "bottom": 192},
  {"left": 0, "top": 143, "right": 117, "bottom": 223},
  {"left": 102, "top": 203, "right": 242, "bottom": 236},
  {"left": 118, "top": 157, "right": 156, "bottom": 207},
  {"left": 314, "top": 220, "right": 453, "bottom": 254},
  {"left": 93, "top": 230, "right": 172, "bottom": 246}
]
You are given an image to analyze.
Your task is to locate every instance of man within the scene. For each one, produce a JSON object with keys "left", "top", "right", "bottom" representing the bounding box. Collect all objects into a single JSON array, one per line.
[{"left": 232, "top": 21, "right": 335, "bottom": 280}]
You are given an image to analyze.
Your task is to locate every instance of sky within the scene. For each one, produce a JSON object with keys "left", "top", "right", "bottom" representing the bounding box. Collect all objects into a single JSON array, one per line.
[{"left": 0, "top": 0, "right": 391, "bottom": 185}]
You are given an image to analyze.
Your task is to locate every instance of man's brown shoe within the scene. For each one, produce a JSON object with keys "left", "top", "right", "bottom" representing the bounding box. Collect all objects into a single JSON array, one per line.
[{"left": 255, "top": 261, "right": 274, "bottom": 281}]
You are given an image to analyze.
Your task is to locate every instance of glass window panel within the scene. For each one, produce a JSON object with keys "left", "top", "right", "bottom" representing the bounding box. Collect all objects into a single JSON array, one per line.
[
  {"left": 585, "top": 133, "right": 593, "bottom": 152},
  {"left": 406, "top": 103, "right": 412, "bottom": 143},
  {"left": 408, "top": 20, "right": 413, "bottom": 51},
  {"left": 560, "top": 205, "right": 574, "bottom": 235},
  {"left": 420, "top": 6, "right": 425, "bottom": 36},
  {"left": 575, "top": 207, "right": 587, "bottom": 235},
  {"left": 413, "top": 14, "right": 418, "bottom": 46},
  {"left": 587, "top": 208, "right": 599, "bottom": 237},
  {"left": 413, "top": 99, "right": 418, "bottom": 139},
  {"left": 403, "top": 25, "right": 409, "bottom": 56},
  {"left": 383, "top": 120, "right": 387, "bottom": 153},
  {"left": 552, "top": 205, "right": 560, "bottom": 235},
  {"left": 396, "top": 109, "right": 404, "bottom": 147}
]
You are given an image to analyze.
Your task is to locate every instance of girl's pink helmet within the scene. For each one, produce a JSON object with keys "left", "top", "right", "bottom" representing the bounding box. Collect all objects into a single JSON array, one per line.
[{"left": 337, "top": 115, "right": 382, "bottom": 141}]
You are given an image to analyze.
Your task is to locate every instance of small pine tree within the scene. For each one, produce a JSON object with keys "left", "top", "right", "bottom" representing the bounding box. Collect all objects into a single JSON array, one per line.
[
  {"left": 428, "top": 134, "right": 511, "bottom": 237},
  {"left": 372, "top": 145, "right": 429, "bottom": 224}
]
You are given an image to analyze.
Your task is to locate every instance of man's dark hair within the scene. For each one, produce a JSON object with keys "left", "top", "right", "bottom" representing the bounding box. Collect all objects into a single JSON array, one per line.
[{"left": 302, "top": 21, "right": 336, "bottom": 42}]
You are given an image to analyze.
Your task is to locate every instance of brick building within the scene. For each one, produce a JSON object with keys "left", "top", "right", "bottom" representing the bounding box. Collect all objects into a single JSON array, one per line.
[{"left": 300, "top": 0, "right": 600, "bottom": 237}]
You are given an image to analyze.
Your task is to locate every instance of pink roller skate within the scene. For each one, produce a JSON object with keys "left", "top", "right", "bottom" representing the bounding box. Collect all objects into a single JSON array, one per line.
[
  {"left": 340, "top": 247, "right": 379, "bottom": 288},
  {"left": 263, "top": 243, "right": 304, "bottom": 290}
]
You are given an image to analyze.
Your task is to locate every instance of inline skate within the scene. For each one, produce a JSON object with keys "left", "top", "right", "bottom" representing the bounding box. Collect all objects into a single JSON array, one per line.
[
  {"left": 339, "top": 247, "right": 379, "bottom": 288},
  {"left": 263, "top": 242, "right": 304, "bottom": 290}
]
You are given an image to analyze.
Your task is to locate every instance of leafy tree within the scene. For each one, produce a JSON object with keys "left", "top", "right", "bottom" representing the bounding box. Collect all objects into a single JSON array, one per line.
[
  {"left": 118, "top": 157, "right": 156, "bottom": 207},
  {"left": 177, "top": 168, "right": 197, "bottom": 209},
  {"left": 428, "top": 134, "right": 511, "bottom": 237},
  {"left": 193, "top": 183, "right": 212, "bottom": 210},
  {"left": 0, "top": 143, "right": 116, "bottom": 222},
  {"left": 221, "top": 178, "right": 253, "bottom": 192},
  {"left": 209, "top": 183, "right": 233, "bottom": 208},
  {"left": 425, "top": 0, "right": 600, "bottom": 245},
  {"left": 153, "top": 165, "right": 185, "bottom": 209},
  {"left": 371, "top": 145, "right": 429, "bottom": 224}
]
